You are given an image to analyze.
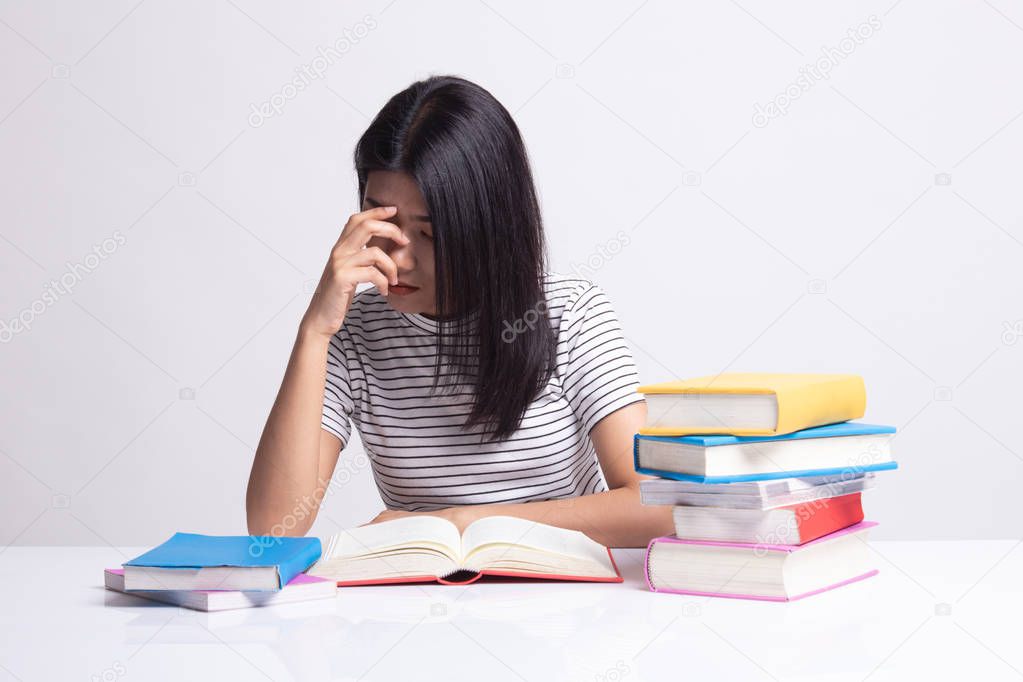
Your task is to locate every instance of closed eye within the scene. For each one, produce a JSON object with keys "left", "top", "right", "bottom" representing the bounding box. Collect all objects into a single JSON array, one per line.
[{"left": 420, "top": 230, "right": 434, "bottom": 241}]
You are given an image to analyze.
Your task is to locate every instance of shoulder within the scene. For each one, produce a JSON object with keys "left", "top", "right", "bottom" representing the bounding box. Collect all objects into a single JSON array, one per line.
[
  {"left": 541, "top": 272, "right": 618, "bottom": 326},
  {"left": 541, "top": 272, "right": 598, "bottom": 319}
]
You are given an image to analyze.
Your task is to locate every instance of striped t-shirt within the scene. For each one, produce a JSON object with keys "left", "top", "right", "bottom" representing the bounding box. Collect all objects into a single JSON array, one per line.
[{"left": 320, "top": 273, "right": 645, "bottom": 511}]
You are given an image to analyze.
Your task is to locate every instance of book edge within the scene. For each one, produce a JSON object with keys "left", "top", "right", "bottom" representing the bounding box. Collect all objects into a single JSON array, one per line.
[
  {"left": 646, "top": 569, "right": 879, "bottom": 601},
  {"left": 648, "top": 520, "right": 879, "bottom": 552}
]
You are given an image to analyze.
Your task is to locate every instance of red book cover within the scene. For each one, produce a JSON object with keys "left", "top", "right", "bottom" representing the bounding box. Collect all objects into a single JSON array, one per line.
[{"left": 790, "top": 492, "right": 864, "bottom": 543}]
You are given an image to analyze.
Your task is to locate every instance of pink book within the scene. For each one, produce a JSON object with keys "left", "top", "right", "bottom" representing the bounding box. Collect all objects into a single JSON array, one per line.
[{"left": 644, "top": 521, "right": 879, "bottom": 602}]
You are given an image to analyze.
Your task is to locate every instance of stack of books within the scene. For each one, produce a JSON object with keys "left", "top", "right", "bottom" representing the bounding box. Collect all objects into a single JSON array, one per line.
[
  {"left": 636, "top": 373, "right": 898, "bottom": 602},
  {"left": 103, "top": 532, "right": 336, "bottom": 611}
]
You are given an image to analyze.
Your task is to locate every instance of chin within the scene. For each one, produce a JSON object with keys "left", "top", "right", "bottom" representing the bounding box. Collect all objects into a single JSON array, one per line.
[{"left": 384, "top": 291, "right": 428, "bottom": 312}]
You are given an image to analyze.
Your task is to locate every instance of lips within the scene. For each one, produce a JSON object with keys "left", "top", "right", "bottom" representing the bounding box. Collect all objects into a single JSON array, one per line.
[{"left": 390, "top": 282, "right": 420, "bottom": 296}]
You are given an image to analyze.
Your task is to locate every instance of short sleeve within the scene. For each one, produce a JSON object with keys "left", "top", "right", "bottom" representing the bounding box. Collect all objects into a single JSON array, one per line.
[
  {"left": 559, "top": 283, "right": 645, "bottom": 435},
  {"left": 321, "top": 327, "right": 361, "bottom": 446}
]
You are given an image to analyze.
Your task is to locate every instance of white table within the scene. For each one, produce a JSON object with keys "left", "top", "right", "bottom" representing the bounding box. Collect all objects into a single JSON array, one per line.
[{"left": 1, "top": 541, "right": 1020, "bottom": 681}]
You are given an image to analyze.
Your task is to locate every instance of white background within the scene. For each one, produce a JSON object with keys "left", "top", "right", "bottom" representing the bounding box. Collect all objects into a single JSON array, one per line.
[{"left": 1, "top": 0, "right": 1020, "bottom": 545}]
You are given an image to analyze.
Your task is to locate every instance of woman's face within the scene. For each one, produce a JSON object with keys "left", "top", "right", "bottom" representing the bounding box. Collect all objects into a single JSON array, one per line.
[{"left": 362, "top": 170, "right": 437, "bottom": 316}]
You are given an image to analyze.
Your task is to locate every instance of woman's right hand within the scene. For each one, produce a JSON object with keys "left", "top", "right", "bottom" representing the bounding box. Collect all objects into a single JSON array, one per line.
[{"left": 300, "top": 205, "right": 410, "bottom": 339}]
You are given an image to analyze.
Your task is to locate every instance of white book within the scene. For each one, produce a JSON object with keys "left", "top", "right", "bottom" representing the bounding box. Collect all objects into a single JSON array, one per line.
[
  {"left": 640, "top": 474, "right": 876, "bottom": 509},
  {"left": 645, "top": 522, "right": 879, "bottom": 601}
]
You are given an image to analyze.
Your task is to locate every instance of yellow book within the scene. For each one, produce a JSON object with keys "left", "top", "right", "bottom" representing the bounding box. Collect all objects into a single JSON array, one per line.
[{"left": 637, "top": 373, "right": 866, "bottom": 436}]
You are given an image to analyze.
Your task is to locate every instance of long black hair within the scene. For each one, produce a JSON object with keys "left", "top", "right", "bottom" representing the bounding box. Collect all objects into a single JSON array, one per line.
[{"left": 354, "top": 75, "right": 556, "bottom": 441}]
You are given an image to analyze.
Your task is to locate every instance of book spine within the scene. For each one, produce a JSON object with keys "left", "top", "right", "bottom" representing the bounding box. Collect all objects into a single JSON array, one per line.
[{"left": 276, "top": 539, "right": 323, "bottom": 589}]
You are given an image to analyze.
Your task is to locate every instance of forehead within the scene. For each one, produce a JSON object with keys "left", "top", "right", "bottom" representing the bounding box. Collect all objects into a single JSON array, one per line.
[{"left": 364, "top": 170, "right": 427, "bottom": 208}]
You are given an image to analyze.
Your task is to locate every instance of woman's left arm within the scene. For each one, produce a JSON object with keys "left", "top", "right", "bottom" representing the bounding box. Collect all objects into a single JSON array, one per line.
[{"left": 370, "top": 401, "right": 675, "bottom": 547}]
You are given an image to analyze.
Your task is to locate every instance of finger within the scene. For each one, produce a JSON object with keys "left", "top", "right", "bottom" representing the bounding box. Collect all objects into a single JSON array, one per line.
[
  {"left": 350, "top": 246, "right": 398, "bottom": 285},
  {"left": 338, "top": 206, "right": 397, "bottom": 243},
  {"left": 353, "top": 219, "right": 409, "bottom": 248},
  {"left": 350, "top": 205, "right": 397, "bottom": 227},
  {"left": 337, "top": 219, "right": 409, "bottom": 255},
  {"left": 352, "top": 265, "right": 391, "bottom": 296}
]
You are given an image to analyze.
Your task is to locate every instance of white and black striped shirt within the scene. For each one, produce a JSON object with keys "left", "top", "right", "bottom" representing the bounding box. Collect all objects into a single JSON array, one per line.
[{"left": 321, "top": 273, "right": 645, "bottom": 511}]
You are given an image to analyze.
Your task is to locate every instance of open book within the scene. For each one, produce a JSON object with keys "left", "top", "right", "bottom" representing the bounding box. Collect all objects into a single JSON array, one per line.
[{"left": 307, "top": 515, "right": 622, "bottom": 586}]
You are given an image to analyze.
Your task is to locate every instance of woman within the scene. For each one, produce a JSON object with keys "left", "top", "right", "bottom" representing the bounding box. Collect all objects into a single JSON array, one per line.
[{"left": 246, "top": 75, "right": 673, "bottom": 547}]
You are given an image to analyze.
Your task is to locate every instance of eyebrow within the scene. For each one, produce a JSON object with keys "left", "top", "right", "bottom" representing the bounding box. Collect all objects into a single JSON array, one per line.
[{"left": 365, "top": 196, "right": 431, "bottom": 223}]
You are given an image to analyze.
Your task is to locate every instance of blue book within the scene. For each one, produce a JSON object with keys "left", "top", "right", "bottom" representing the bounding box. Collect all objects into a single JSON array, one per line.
[
  {"left": 123, "top": 533, "right": 321, "bottom": 592},
  {"left": 634, "top": 421, "right": 898, "bottom": 484}
]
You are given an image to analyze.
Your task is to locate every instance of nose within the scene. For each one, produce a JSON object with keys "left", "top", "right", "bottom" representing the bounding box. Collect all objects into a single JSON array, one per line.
[{"left": 384, "top": 232, "right": 416, "bottom": 272}]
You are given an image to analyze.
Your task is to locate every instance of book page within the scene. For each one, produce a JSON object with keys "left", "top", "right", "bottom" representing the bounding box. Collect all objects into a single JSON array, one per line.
[
  {"left": 323, "top": 515, "right": 461, "bottom": 561},
  {"left": 460, "top": 516, "right": 615, "bottom": 574}
]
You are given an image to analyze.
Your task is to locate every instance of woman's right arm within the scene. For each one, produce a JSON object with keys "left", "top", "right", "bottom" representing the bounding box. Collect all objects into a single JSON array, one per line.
[{"left": 245, "top": 205, "right": 408, "bottom": 536}]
